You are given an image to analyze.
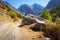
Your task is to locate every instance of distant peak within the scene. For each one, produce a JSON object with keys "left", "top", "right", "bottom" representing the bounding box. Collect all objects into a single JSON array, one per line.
[
  {"left": 32, "top": 3, "right": 43, "bottom": 6},
  {"left": 33, "top": 3, "right": 38, "bottom": 5},
  {"left": 23, "top": 4, "right": 28, "bottom": 5}
]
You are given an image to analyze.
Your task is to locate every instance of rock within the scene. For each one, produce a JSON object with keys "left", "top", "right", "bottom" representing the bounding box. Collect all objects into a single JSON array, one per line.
[
  {"left": 20, "top": 18, "right": 36, "bottom": 27},
  {"left": 30, "top": 23, "right": 46, "bottom": 32}
]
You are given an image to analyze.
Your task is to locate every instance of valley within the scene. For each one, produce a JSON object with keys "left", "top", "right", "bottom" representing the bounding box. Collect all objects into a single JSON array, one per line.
[{"left": 0, "top": 0, "right": 60, "bottom": 40}]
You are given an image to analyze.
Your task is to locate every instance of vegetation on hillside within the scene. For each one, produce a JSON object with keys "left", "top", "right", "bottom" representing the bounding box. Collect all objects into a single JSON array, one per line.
[
  {"left": 50, "top": 6, "right": 60, "bottom": 23},
  {"left": 41, "top": 6, "right": 60, "bottom": 23},
  {"left": 0, "top": 2, "right": 25, "bottom": 21},
  {"left": 40, "top": 6, "right": 60, "bottom": 40}
]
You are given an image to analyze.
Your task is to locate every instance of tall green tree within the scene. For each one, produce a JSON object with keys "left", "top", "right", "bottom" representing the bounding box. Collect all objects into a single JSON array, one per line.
[{"left": 41, "top": 9, "right": 52, "bottom": 21}]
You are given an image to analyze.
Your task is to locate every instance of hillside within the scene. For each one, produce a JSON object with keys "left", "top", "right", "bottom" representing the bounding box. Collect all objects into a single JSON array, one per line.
[
  {"left": 50, "top": 5, "right": 60, "bottom": 23},
  {"left": 0, "top": 1, "right": 25, "bottom": 22},
  {"left": 45, "top": 0, "right": 60, "bottom": 9},
  {"left": 40, "top": 6, "right": 60, "bottom": 40}
]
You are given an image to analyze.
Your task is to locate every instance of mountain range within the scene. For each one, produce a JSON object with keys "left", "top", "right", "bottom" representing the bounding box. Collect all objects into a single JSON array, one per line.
[
  {"left": 3, "top": 0, "right": 60, "bottom": 16},
  {"left": 18, "top": 3, "right": 44, "bottom": 16}
]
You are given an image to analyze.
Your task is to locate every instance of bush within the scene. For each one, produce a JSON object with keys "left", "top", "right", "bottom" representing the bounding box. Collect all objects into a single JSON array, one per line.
[
  {"left": 17, "top": 13, "right": 25, "bottom": 19},
  {"left": 7, "top": 9, "right": 17, "bottom": 21},
  {"left": 41, "top": 9, "right": 52, "bottom": 21}
]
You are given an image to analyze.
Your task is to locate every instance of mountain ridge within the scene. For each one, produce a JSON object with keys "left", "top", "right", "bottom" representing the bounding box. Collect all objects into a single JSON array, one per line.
[
  {"left": 18, "top": 3, "right": 44, "bottom": 16},
  {"left": 32, "top": 3, "right": 44, "bottom": 15}
]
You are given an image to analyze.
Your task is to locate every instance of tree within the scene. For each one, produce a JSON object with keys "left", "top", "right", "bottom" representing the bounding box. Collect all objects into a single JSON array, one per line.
[{"left": 41, "top": 9, "right": 52, "bottom": 21}]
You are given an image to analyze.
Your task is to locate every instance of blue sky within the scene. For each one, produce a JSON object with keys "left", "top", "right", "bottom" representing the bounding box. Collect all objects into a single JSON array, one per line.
[{"left": 3, "top": 0, "right": 50, "bottom": 9}]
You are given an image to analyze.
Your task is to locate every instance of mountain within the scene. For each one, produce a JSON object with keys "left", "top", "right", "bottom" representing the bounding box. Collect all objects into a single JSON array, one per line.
[
  {"left": 18, "top": 4, "right": 35, "bottom": 15},
  {"left": 18, "top": 3, "right": 44, "bottom": 16},
  {"left": 45, "top": 0, "right": 60, "bottom": 9},
  {"left": 32, "top": 3, "right": 44, "bottom": 15}
]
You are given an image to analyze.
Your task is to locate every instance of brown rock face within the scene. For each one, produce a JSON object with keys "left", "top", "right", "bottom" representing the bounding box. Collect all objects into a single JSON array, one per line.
[{"left": 30, "top": 23, "right": 46, "bottom": 32}]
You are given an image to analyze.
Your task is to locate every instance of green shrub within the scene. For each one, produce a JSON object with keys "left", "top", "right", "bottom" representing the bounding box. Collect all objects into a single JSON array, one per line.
[
  {"left": 17, "top": 13, "right": 25, "bottom": 19},
  {"left": 41, "top": 9, "right": 52, "bottom": 21},
  {"left": 6, "top": 9, "right": 17, "bottom": 21}
]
